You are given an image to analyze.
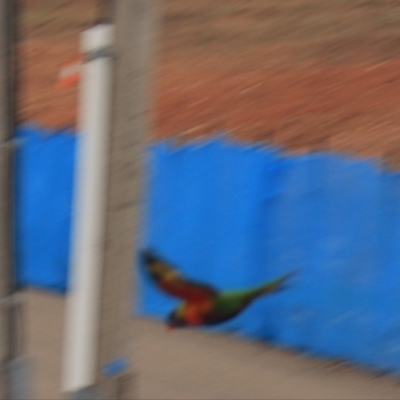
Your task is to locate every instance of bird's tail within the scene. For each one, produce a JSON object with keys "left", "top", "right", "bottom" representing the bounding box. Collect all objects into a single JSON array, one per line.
[{"left": 254, "top": 270, "right": 298, "bottom": 298}]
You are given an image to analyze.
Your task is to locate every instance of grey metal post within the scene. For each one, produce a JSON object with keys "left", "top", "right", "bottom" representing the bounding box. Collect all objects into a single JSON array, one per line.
[
  {"left": 0, "top": 0, "right": 14, "bottom": 398},
  {"left": 0, "top": 1, "right": 28, "bottom": 399}
]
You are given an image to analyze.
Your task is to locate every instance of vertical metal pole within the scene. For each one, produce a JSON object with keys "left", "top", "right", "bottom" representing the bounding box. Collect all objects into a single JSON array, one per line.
[
  {"left": 0, "top": 0, "right": 21, "bottom": 399},
  {"left": 96, "top": 1, "right": 159, "bottom": 398},
  {"left": 63, "top": 1, "right": 159, "bottom": 399},
  {"left": 62, "top": 23, "right": 115, "bottom": 397}
]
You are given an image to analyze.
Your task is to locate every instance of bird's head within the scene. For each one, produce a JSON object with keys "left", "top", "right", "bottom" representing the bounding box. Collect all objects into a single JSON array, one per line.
[
  {"left": 141, "top": 249, "right": 157, "bottom": 266},
  {"left": 166, "top": 309, "right": 186, "bottom": 330}
]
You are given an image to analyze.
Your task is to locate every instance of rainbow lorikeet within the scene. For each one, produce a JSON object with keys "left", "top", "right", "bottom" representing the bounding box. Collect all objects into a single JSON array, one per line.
[{"left": 142, "top": 250, "right": 297, "bottom": 329}]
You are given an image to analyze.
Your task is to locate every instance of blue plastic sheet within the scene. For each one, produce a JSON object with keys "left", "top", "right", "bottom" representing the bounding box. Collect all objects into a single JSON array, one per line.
[
  {"left": 13, "top": 126, "right": 400, "bottom": 376},
  {"left": 15, "top": 125, "right": 76, "bottom": 291},
  {"left": 138, "top": 137, "right": 400, "bottom": 376}
]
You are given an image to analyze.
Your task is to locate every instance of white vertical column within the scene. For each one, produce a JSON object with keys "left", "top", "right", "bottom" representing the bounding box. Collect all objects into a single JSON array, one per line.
[{"left": 62, "top": 24, "right": 114, "bottom": 393}]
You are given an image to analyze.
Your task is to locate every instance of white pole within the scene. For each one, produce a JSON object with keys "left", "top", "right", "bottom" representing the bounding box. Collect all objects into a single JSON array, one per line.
[{"left": 62, "top": 24, "right": 114, "bottom": 393}]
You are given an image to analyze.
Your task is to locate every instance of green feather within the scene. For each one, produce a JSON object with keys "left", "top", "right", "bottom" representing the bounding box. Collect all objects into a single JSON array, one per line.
[{"left": 205, "top": 270, "right": 297, "bottom": 325}]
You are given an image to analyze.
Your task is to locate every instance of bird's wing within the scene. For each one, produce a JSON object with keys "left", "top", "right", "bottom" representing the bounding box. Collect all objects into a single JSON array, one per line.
[{"left": 142, "top": 250, "right": 218, "bottom": 303}]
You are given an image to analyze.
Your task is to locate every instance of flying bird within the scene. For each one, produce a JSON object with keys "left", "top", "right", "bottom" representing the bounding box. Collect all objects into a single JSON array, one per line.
[{"left": 141, "top": 250, "right": 297, "bottom": 329}]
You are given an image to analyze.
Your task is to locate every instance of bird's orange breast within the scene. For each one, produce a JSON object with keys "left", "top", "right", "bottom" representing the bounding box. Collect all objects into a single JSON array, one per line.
[{"left": 184, "top": 301, "right": 213, "bottom": 326}]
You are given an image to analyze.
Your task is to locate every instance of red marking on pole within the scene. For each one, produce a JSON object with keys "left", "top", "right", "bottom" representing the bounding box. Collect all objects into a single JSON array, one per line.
[{"left": 57, "top": 56, "right": 83, "bottom": 89}]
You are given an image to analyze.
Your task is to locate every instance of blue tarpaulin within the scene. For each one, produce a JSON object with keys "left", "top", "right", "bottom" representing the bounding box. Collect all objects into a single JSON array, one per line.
[
  {"left": 138, "top": 136, "right": 400, "bottom": 375},
  {"left": 13, "top": 126, "right": 400, "bottom": 376},
  {"left": 15, "top": 125, "right": 76, "bottom": 291}
]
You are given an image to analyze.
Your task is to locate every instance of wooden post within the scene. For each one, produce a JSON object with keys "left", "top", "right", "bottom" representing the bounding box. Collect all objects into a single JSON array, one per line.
[{"left": 96, "top": 1, "right": 159, "bottom": 397}]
